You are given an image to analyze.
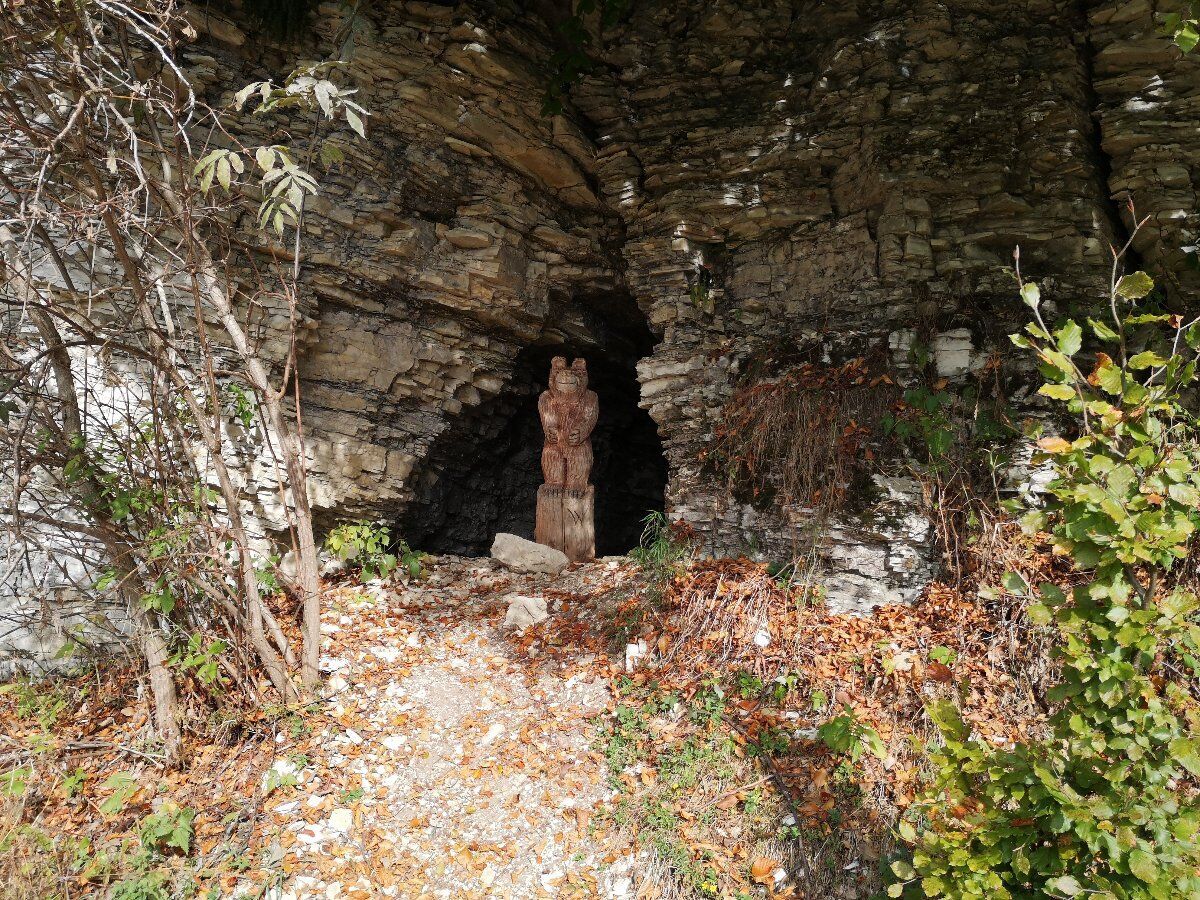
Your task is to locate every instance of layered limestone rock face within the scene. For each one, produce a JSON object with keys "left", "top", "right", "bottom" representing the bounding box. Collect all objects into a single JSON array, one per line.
[
  {"left": 188, "top": 1, "right": 628, "bottom": 538},
  {"left": 1091, "top": 0, "right": 1200, "bottom": 290},
  {"left": 180, "top": 0, "right": 1200, "bottom": 614},
  {"left": 576, "top": 0, "right": 1120, "bottom": 611}
]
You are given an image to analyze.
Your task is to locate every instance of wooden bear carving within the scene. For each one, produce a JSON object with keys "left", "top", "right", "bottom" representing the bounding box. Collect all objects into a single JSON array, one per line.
[
  {"left": 535, "top": 357, "right": 598, "bottom": 561},
  {"left": 538, "top": 357, "right": 598, "bottom": 491}
]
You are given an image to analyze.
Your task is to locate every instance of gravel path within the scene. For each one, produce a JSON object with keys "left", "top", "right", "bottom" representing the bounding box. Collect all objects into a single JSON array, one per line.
[{"left": 266, "top": 556, "right": 642, "bottom": 899}]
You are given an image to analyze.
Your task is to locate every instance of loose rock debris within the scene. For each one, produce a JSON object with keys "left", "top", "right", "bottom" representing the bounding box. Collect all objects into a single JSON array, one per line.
[
  {"left": 2, "top": 542, "right": 1053, "bottom": 899},
  {"left": 263, "top": 556, "right": 643, "bottom": 899}
]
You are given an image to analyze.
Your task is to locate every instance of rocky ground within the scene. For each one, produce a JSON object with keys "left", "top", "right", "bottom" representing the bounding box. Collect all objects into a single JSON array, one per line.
[
  {"left": 262, "top": 555, "right": 646, "bottom": 900},
  {"left": 3, "top": 534, "right": 1051, "bottom": 900}
]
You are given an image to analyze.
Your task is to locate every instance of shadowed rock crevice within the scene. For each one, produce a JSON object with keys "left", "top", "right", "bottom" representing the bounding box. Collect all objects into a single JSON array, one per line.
[{"left": 398, "top": 291, "right": 666, "bottom": 557}]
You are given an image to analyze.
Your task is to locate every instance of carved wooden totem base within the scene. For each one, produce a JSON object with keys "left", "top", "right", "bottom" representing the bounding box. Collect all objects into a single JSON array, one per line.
[{"left": 535, "top": 485, "right": 595, "bottom": 563}]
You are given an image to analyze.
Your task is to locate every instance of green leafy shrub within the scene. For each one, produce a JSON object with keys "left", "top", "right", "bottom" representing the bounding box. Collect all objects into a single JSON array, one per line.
[
  {"left": 883, "top": 384, "right": 956, "bottom": 463},
  {"left": 1, "top": 679, "right": 69, "bottom": 730},
  {"left": 896, "top": 244, "right": 1200, "bottom": 899},
  {"left": 138, "top": 802, "right": 195, "bottom": 854},
  {"left": 629, "top": 511, "right": 693, "bottom": 586},
  {"left": 818, "top": 707, "right": 886, "bottom": 764},
  {"left": 324, "top": 521, "right": 422, "bottom": 580},
  {"left": 169, "top": 634, "right": 227, "bottom": 687}
]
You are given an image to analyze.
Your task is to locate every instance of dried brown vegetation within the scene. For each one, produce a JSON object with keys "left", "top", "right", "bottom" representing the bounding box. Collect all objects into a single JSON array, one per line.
[{"left": 705, "top": 359, "right": 900, "bottom": 519}]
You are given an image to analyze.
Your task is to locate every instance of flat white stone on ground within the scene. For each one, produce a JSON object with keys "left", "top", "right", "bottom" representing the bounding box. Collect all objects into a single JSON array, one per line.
[
  {"left": 504, "top": 594, "right": 548, "bottom": 631},
  {"left": 489, "top": 532, "right": 569, "bottom": 574}
]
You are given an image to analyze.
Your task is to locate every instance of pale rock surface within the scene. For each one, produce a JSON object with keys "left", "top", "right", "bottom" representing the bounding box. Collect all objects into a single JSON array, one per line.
[
  {"left": 490, "top": 533, "right": 569, "bottom": 575},
  {"left": 503, "top": 594, "right": 549, "bottom": 631}
]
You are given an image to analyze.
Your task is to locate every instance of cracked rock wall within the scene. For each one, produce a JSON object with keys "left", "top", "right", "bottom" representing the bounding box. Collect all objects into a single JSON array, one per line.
[{"left": 191, "top": 0, "right": 1198, "bottom": 613}]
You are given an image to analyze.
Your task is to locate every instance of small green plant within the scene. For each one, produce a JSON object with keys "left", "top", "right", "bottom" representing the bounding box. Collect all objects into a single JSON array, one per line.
[
  {"left": 734, "top": 670, "right": 764, "bottom": 700},
  {"left": 99, "top": 772, "right": 140, "bottom": 816},
  {"left": 687, "top": 678, "right": 727, "bottom": 729},
  {"left": 107, "top": 869, "right": 172, "bottom": 900},
  {"left": 138, "top": 802, "right": 195, "bottom": 854},
  {"left": 1163, "top": 5, "right": 1200, "bottom": 51},
  {"left": 225, "top": 382, "right": 256, "bottom": 431},
  {"left": 750, "top": 725, "right": 791, "bottom": 757},
  {"left": 629, "top": 511, "right": 693, "bottom": 586},
  {"left": 255, "top": 553, "right": 282, "bottom": 594},
  {"left": 882, "top": 385, "right": 956, "bottom": 464},
  {"left": 768, "top": 671, "right": 799, "bottom": 705},
  {"left": 60, "top": 767, "right": 87, "bottom": 799},
  {"left": 898, "top": 234, "right": 1200, "bottom": 899},
  {"left": 324, "top": 521, "right": 422, "bottom": 580},
  {"left": 818, "top": 707, "right": 886, "bottom": 764},
  {"left": 600, "top": 702, "right": 652, "bottom": 776},
  {"left": 169, "top": 633, "right": 227, "bottom": 687},
  {"left": 2, "top": 679, "right": 70, "bottom": 730},
  {"left": 928, "top": 645, "right": 957, "bottom": 665},
  {"left": 1, "top": 765, "right": 31, "bottom": 797}
]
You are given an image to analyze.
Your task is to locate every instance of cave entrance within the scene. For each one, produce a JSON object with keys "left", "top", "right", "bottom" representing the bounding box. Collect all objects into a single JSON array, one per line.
[{"left": 398, "top": 295, "right": 666, "bottom": 558}]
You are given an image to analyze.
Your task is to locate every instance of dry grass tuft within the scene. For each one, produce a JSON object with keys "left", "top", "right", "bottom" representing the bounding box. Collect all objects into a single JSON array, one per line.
[
  {"left": 706, "top": 359, "right": 900, "bottom": 518},
  {"left": 0, "top": 796, "right": 78, "bottom": 900}
]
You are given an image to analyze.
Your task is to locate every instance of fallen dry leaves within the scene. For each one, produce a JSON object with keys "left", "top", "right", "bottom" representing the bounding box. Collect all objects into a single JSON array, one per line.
[{"left": 2, "top": 522, "right": 1065, "bottom": 899}]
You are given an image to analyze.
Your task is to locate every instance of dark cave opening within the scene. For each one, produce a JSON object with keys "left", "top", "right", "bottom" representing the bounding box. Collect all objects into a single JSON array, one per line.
[{"left": 398, "top": 295, "right": 667, "bottom": 558}]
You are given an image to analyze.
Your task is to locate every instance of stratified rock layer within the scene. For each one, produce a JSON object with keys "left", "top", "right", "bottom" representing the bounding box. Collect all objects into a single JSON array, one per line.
[{"left": 187, "top": 0, "right": 1200, "bottom": 613}]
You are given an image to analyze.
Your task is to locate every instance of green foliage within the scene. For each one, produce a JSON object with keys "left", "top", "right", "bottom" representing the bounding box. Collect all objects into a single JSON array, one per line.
[
  {"left": 883, "top": 385, "right": 956, "bottom": 462},
  {"left": 169, "top": 633, "right": 228, "bottom": 688},
  {"left": 818, "top": 707, "right": 886, "bottom": 764},
  {"left": 734, "top": 670, "right": 763, "bottom": 700},
  {"left": 629, "top": 511, "right": 693, "bottom": 587},
  {"left": 108, "top": 870, "right": 171, "bottom": 900},
  {"left": 1163, "top": 5, "right": 1200, "bottom": 53},
  {"left": 324, "top": 521, "right": 421, "bottom": 580},
  {"left": 599, "top": 701, "right": 650, "bottom": 776},
  {"left": 1, "top": 765, "right": 32, "bottom": 797},
  {"left": 928, "top": 645, "right": 957, "bottom": 665},
  {"left": 749, "top": 724, "right": 790, "bottom": 757},
  {"left": 225, "top": 382, "right": 256, "bottom": 431},
  {"left": 60, "top": 768, "right": 86, "bottom": 799},
  {"left": 256, "top": 553, "right": 282, "bottom": 594},
  {"left": 264, "top": 766, "right": 299, "bottom": 795},
  {"left": 899, "top": 257, "right": 1200, "bottom": 898},
  {"left": 2, "top": 678, "right": 69, "bottom": 730},
  {"left": 99, "top": 772, "right": 140, "bottom": 816},
  {"left": 688, "top": 678, "right": 728, "bottom": 729},
  {"left": 138, "top": 803, "right": 195, "bottom": 854},
  {"left": 196, "top": 61, "right": 369, "bottom": 235}
]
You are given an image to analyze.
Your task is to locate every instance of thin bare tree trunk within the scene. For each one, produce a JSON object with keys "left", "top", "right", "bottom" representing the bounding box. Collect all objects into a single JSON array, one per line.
[
  {"left": 129, "top": 103, "right": 322, "bottom": 688},
  {"left": 153, "top": 175, "right": 323, "bottom": 691},
  {"left": 63, "top": 146, "right": 300, "bottom": 701},
  {"left": 13, "top": 273, "right": 183, "bottom": 763},
  {"left": 109, "top": 549, "right": 183, "bottom": 765}
]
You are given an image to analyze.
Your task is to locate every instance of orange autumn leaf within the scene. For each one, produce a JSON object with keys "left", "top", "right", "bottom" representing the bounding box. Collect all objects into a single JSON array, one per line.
[
  {"left": 927, "top": 661, "right": 954, "bottom": 684},
  {"left": 750, "top": 857, "right": 777, "bottom": 884},
  {"left": 1088, "top": 352, "right": 1115, "bottom": 387},
  {"left": 1037, "top": 436, "right": 1072, "bottom": 454}
]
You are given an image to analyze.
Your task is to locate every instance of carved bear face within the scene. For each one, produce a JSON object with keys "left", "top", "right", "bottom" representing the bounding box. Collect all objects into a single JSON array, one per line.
[{"left": 549, "top": 356, "right": 588, "bottom": 395}]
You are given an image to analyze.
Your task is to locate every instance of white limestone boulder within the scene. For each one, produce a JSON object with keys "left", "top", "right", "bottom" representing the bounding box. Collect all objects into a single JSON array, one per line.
[{"left": 489, "top": 533, "right": 568, "bottom": 575}]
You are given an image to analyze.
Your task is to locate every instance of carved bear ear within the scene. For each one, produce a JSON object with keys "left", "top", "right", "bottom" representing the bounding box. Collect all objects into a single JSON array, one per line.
[
  {"left": 570, "top": 358, "right": 587, "bottom": 372},
  {"left": 550, "top": 356, "right": 567, "bottom": 370}
]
